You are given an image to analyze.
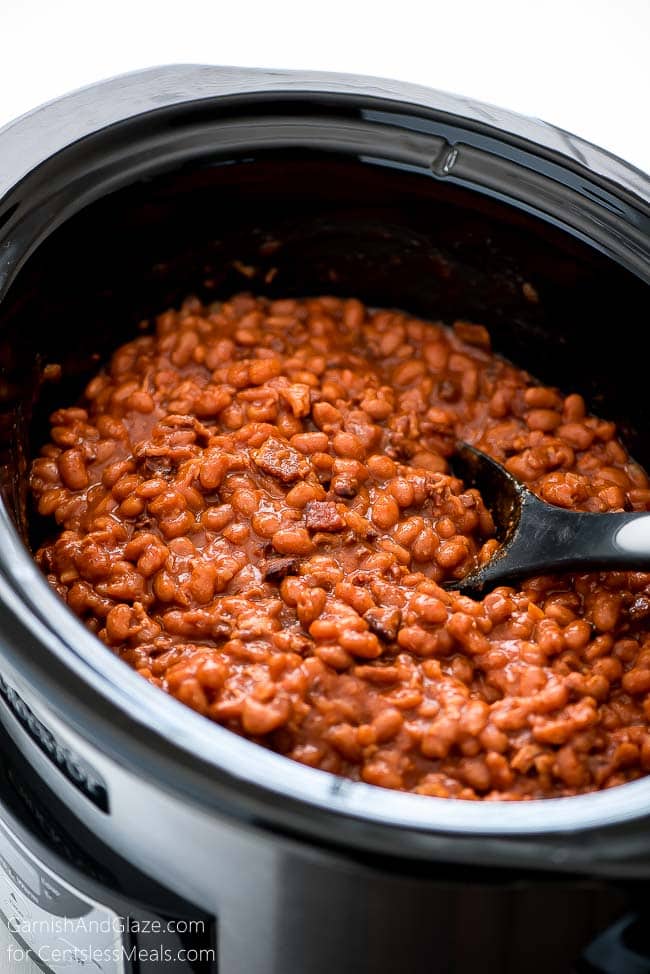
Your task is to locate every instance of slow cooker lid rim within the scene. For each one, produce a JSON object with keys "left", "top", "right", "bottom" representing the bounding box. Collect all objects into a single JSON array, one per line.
[
  {"left": 0, "top": 63, "right": 647, "bottom": 211},
  {"left": 1, "top": 65, "right": 647, "bottom": 306},
  {"left": 1, "top": 91, "right": 647, "bottom": 311}
]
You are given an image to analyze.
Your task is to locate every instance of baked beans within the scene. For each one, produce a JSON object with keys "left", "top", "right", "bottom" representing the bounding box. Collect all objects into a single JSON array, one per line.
[{"left": 30, "top": 294, "right": 650, "bottom": 799}]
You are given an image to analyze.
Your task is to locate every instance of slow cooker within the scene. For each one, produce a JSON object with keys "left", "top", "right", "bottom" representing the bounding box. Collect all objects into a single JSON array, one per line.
[{"left": 0, "top": 65, "right": 648, "bottom": 974}]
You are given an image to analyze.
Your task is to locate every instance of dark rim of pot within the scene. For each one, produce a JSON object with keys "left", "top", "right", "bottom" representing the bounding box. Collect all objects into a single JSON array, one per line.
[{"left": 0, "top": 65, "right": 650, "bottom": 855}]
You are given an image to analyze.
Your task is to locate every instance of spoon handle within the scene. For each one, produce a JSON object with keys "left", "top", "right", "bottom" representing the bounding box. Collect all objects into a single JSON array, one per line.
[
  {"left": 508, "top": 505, "right": 650, "bottom": 576},
  {"left": 459, "top": 505, "right": 650, "bottom": 596}
]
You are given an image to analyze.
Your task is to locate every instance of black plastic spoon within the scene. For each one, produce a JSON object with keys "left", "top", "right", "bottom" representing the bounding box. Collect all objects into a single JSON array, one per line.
[{"left": 451, "top": 442, "right": 650, "bottom": 596}]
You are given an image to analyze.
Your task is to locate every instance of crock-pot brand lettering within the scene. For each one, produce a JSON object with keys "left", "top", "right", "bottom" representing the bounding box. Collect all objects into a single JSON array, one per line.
[{"left": 0, "top": 675, "right": 108, "bottom": 811}]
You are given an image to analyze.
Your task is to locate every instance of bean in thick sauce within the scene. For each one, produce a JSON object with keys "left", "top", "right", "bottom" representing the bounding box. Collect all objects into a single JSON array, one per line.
[{"left": 31, "top": 294, "right": 650, "bottom": 800}]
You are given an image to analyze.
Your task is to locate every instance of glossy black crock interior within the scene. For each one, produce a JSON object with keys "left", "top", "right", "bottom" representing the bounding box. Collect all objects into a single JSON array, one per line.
[{"left": 0, "top": 149, "right": 648, "bottom": 545}]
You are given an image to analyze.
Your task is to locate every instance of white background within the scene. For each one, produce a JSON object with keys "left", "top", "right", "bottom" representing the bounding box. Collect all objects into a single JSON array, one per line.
[{"left": 0, "top": 0, "right": 649, "bottom": 174}]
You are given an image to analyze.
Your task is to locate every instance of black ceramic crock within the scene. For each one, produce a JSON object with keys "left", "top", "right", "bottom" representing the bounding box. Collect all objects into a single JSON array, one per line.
[{"left": 0, "top": 66, "right": 648, "bottom": 974}]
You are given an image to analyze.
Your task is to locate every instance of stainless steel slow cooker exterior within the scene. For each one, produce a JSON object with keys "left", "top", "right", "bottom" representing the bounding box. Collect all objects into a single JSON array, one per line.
[{"left": 0, "top": 66, "right": 649, "bottom": 973}]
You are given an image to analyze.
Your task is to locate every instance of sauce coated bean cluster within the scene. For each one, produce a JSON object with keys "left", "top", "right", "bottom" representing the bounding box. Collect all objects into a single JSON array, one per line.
[{"left": 31, "top": 294, "right": 650, "bottom": 799}]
